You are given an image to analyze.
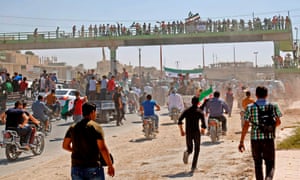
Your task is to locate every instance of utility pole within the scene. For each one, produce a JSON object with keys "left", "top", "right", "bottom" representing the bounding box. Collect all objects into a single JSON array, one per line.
[
  {"left": 139, "top": 48, "right": 141, "bottom": 77},
  {"left": 233, "top": 45, "right": 236, "bottom": 78},
  {"left": 160, "top": 45, "right": 163, "bottom": 78},
  {"left": 202, "top": 44, "right": 205, "bottom": 69},
  {"left": 295, "top": 27, "right": 298, "bottom": 44},
  {"left": 175, "top": 61, "right": 180, "bottom": 69},
  {"left": 254, "top": 51, "right": 258, "bottom": 68},
  {"left": 295, "top": 27, "right": 299, "bottom": 61}
]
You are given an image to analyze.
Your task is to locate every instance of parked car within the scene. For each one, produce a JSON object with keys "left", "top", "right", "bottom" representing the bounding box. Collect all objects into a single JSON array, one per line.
[
  {"left": 55, "top": 89, "right": 77, "bottom": 107},
  {"left": 55, "top": 83, "right": 68, "bottom": 89}
]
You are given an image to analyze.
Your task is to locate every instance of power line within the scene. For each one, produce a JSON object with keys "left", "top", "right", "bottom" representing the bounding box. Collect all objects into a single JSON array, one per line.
[
  {"left": 203, "top": 9, "right": 300, "bottom": 20},
  {"left": 0, "top": 8, "right": 300, "bottom": 23},
  {"left": 0, "top": 22, "right": 58, "bottom": 28},
  {"left": 0, "top": 8, "right": 300, "bottom": 31},
  {"left": 0, "top": 15, "right": 163, "bottom": 23}
]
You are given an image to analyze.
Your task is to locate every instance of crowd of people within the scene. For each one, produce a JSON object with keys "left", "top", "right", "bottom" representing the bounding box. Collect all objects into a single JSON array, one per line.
[
  {"left": 45, "top": 14, "right": 292, "bottom": 39},
  {"left": 0, "top": 63, "right": 285, "bottom": 179},
  {"left": 0, "top": 69, "right": 29, "bottom": 111},
  {"left": 170, "top": 81, "right": 282, "bottom": 180}
]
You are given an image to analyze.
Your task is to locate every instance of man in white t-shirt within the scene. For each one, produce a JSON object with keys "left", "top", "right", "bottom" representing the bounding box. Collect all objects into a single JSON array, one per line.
[
  {"left": 100, "top": 75, "right": 108, "bottom": 100},
  {"left": 40, "top": 76, "right": 46, "bottom": 92},
  {"left": 143, "top": 84, "right": 153, "bottom": 95},
  {"left": 88, "top": 76, "right": 97, "bottom": 100},
  {"left": 167, "top": 88, "right": 184, "bottom": 113}
]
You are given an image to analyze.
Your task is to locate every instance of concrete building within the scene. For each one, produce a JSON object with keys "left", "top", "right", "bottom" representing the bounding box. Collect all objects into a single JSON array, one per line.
[
  {"left": 0, "top": 50, "right": 85, "bottom": 81},
  {"left": 204, "top": 61, "right": 275, "bottom": 81}
]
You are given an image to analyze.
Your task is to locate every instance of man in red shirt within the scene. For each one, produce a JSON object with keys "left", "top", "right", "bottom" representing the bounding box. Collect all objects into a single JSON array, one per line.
[
  {"left": 107, "top": 76, "right": 116, "bottom": 94},
  {"left": 19, "top": 77, "right": 28, "bottom": 95},
  {"left": 72, "top": 91, "right": 88, "bottom": 123}
]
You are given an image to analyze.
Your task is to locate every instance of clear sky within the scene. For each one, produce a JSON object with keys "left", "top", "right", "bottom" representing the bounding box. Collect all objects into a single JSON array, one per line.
[{"left": 1, "top": 0, "right": 300, "bottom": 70}]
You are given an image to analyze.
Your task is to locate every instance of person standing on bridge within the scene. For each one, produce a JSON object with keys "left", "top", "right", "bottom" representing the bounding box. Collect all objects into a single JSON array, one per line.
[
  {"left": 63, "top": 102, "right": 115, "bottom": 179},
  {"left": 72, "top": 25, "right": 76, "bottom": 37},
  {"left": 33, "top": 28, "right": 38, "bottom": 39},
  {"left": 56, "top": 26, "right": 59, "bottom": 38},
  {"left": 81, "top": 25, "right": 85, "bottom": 37}
]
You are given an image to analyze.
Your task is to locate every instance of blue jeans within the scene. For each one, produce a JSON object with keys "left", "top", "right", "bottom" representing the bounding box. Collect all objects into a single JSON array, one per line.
[
  {"left": 100, "top": 88, "right": 107, "bottom": 100},
  {"left": 17, "top": 125, "right": 32, "bottom": 145},
  {"left": 71, "top": 166, "right": 104, "bottom": 180}
]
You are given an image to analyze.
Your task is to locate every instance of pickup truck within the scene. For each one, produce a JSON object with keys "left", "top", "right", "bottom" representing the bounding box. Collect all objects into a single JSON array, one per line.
[{"left": 93, "top": 98, "right": 116, "bottom": 124}]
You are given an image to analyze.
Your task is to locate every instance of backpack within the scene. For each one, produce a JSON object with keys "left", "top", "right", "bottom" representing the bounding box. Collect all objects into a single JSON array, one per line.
[
  {"left": 5, "top": 82, "right": 13, "bottom": 93},
  {"left": 253, "top": 103, "right": 276, "bottom": 134}
]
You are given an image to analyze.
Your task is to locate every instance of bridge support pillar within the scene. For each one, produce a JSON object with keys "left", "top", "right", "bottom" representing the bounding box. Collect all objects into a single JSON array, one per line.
[
  {"left": 274, "top": 41, "right": 280, "bottom": 57},
  {"left": 109, "top": 46, "right": 118, "bottom": 76}
]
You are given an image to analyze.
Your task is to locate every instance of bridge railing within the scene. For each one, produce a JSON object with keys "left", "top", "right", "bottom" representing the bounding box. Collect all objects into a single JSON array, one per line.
[
  {"left": 0, "top": 31, "right": 65, "bottom": 41},
  {"left": 0, "top": 20, "right": 292, "bottom": 43}
]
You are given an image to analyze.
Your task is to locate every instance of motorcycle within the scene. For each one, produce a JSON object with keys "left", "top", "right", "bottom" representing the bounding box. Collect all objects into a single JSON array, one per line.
[
  {"left": 128, "top": 100, "right": 136, "bottom": 114},
  {"left": 39, "top": 119, "right": 52, "bottom": 135},
  {"left": 47, "top": 101, "right": 61, "bottom": 121},
  {"left": 1, "top": 124, "right": 45, "bottom": 161},
  {"left": 169, "top": 107, "right": 180, "bottom": 123},
  {"left": 143, "top": 116, "right": 157, "bottom": 139},
  {"left": 208, "top": 117, "right": 222, "bottom": 143},
  {"left": 33, "top": 114, "right": 52, "bottom": 135}
]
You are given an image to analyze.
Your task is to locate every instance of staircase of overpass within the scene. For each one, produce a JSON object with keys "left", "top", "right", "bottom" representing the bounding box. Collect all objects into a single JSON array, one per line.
[{"left": 0, "top": 22, "right": 294, "bottom": 73}]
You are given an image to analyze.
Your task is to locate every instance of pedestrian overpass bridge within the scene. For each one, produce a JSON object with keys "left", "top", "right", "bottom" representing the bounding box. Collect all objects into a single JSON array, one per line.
[{"left": 0, "top": 27, "right": 294, "bottom": 72}]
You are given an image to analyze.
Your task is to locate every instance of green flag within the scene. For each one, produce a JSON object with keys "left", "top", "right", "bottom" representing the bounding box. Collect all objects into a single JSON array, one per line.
[{"left": 199, "top": 86, "right": 213, "bottom": 102}]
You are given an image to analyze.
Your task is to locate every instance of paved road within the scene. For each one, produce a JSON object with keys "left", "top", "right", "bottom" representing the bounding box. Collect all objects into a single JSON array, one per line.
[{"left": 0, "top": 111, "right": 144, "bottom": 177}]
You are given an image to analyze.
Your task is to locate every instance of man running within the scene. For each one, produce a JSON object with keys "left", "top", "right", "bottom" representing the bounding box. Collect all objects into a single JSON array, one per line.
[{"left": 178, "top": 96, "right": 206, "bottom": 171}]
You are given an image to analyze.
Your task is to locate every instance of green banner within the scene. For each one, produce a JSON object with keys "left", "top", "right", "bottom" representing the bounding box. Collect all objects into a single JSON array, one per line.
[{"left": 164, "top": 66, "right": 203, "bottom": 74}]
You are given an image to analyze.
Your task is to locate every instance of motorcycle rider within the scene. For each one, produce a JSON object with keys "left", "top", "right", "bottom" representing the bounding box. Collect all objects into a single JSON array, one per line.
[
  {"left": 139, "top": 92, "right": 147, "bottom": 107},
  {"left": 45, "top": 89, "right": 61, "bottom": 117},
  {"left": 167, "top": 88, "right": 185, "bottom": 113},
  {"left": 140, "top": 94, "right": 161, "bottom": 132},
  {"left": 0, "top": 101, "right": 31, "bottom": 150},
  {"left": 21, "top": 101, "right": 40, "bottom": 126},
  {"left": 127, "top": 87, "right": 139, "bottom": 113},
  {"left": 20, "top": 101, "right": 40, "bottom": 145},
  {"left": 32, "top": 95, "right": 52, "bottom": 133},
  {"left": 204, "top": 91, "right": 229, "bottom": 135}
]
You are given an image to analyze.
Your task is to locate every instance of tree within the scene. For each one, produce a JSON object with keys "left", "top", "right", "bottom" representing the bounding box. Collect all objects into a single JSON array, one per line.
[{"left": 25, "top": 51, "right": 34, "bottom": 55}]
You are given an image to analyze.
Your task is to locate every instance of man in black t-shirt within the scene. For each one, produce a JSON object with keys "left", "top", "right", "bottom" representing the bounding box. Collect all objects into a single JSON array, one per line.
[
  {"left": 1, "top": 101, "right": 31, "bottom": 149},
  {"left": 178, "top": 96, "right": 206, "bottom": 172},
  {"left": 63, "top": 102, "right": 115, "bottom": 179}
]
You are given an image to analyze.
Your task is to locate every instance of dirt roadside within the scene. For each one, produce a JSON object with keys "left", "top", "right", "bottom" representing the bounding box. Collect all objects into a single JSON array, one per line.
[{"left": 1, "top": 100, "right": 299, "bottom": 180}]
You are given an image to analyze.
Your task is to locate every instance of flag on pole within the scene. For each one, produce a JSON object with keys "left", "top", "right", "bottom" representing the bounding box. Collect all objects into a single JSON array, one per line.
[{"left": 199, "top": 86, "right": 213, "bottom": 104}]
